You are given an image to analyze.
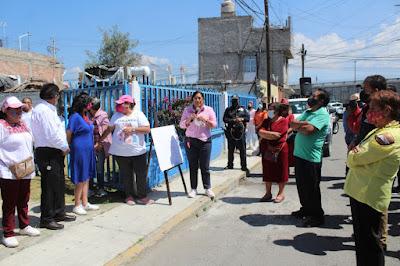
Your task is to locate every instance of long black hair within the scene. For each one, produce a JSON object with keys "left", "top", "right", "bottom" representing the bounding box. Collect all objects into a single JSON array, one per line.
[{"left": 70, "top": 92, "right": 92, "bottom": 116}]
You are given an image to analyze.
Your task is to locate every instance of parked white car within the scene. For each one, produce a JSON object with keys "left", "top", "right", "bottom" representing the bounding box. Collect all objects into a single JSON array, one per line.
[
  {"left": 327, "top": 102, "right": 344, "bottom": 118},
  {"left": 288, "top": 98, "right": 335, "bottom": 157}
]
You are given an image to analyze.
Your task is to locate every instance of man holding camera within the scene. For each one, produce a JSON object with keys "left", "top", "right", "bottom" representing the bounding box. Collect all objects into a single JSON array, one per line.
[{"left": 223, "top": 95, "right": 250, "bottom": 175}]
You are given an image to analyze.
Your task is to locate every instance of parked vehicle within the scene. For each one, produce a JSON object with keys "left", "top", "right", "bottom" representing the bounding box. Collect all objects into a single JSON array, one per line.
[
  {"left": 327, "top": 102, "right": 344, "bottom": 118},
  {"left": 288, "top": 98, "right": 334, "bottom": 157}
]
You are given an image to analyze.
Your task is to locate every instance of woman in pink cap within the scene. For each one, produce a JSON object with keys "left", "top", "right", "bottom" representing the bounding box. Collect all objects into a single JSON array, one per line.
[
  {"left": 99, "top": 95, "right": 153, "bottom": 205},
  {"left": 0, "top": 96, "right": 40, "bottom": 248}
]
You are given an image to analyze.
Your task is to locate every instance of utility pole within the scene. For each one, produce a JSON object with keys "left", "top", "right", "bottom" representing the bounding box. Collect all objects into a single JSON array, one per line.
[
  {"left": 18, "top": 32, "right": 32, "bottom": 51},
  {"left": 47, "top": 37, "right": 59, "bottom": 81},
  {"left": 47, "top": 37, "right": 58, "bottom": 59},
  {"left": 353, "top": 60, "right": 357, "bottom": 83},
  {"left": 0, "top": 22, "right": 6, "bottom": 47},
  {"left": 264, "top": 0, "right": 271, "bottom": 103},
  {"left": 300, "top": 43, "right": 307, "bottom": 78}
]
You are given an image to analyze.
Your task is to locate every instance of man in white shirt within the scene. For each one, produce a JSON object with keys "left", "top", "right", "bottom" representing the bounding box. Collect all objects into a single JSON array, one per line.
[
  {"left": 31, "top": 83, "right": 75, "bottom": 230},
  {"left": 21, "top": 97, "right": 33, "bottom": 129}
]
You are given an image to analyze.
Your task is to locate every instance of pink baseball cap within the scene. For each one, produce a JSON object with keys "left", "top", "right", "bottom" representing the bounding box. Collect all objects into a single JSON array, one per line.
[
  {"left": 1, "top": 96, "right": 26, "bottom": 112},
  {"left": 115, "top": 95, "right": 135, "bottom": 104}
]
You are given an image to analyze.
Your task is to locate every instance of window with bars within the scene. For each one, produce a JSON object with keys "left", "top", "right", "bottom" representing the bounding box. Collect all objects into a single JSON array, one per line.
[{"left": 243, "top": 56, "right": 256, "bottom": 73}]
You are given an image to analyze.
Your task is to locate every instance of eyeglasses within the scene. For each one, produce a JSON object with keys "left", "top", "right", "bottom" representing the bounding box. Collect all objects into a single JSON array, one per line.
[{"left": 7, "top": 108, "right": 23, "bottom": 116}]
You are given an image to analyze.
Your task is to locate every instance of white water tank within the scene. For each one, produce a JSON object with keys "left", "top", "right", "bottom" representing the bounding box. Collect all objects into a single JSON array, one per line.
[
  {"left": 221, "top": 0, "right": 236, "bottom": 17},
  {"left": 128, "top": 66, "right": 151, "bottom": 77}
]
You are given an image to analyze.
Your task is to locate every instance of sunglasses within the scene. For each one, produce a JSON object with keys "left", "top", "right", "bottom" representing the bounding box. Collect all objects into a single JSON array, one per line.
[{"left": 7, "top": 108, "right": 23, "bottom": 116}]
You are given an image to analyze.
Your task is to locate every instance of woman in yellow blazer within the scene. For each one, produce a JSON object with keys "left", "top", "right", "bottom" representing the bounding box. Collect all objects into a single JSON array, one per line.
[{"left": 344, "top": 90, "right": 400, "bottom": 266}]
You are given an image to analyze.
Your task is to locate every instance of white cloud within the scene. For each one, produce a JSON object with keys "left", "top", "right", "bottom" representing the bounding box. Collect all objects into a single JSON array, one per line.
[
  {"left": 140, "top": 55, "right": 170, "bottom": 67},
  {"left": 63, "top": 66, "right": 82, "bottom": 80},
  {"left": 289, "top": 16, "right": 400, "bottom": 83}
]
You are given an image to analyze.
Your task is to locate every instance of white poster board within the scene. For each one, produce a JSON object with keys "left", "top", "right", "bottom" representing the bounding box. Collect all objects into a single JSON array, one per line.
[{"left": 151, "top": 125, "right": 184, "bottom": 172}]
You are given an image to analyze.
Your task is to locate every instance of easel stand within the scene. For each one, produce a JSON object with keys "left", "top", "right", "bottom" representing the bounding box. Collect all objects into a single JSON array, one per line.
[
  {"left": 163, "top": 164, "right": 188, "bottom": 205},
  {"left": 146, "top": 137, "right": 188, "bottom": 205}
]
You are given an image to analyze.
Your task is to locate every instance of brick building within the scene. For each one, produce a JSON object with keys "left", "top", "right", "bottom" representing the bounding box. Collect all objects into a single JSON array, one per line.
[
  {"left": 198, "top": 0, "right": 292, "bottom": 93},
  {"left": 0, "top": 47, "right": 64, "bottom": 86}
]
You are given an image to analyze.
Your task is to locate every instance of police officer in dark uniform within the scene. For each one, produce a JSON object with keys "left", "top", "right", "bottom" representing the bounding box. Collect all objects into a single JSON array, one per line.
[{"left": 223, "top": 95, "right": 250, "bottom": 174}]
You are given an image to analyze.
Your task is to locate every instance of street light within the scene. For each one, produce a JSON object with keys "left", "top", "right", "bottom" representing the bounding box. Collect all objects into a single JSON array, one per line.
[
  {"left": 0, "top": 22, "right": 6, "bottom": 47},
  {"left": 19, "top": 32, "right": 32, "bottom": 51}
]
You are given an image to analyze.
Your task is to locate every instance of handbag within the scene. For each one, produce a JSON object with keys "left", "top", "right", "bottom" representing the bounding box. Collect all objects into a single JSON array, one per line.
[
  {"left": 263, "top": 143, "right": 284, "bottom": 162},
  {"left": 9, "top": 157, "right": 35, "bottom": 180},
  {"left": 262, "top": 118, "right": 287, "bottom": 163}
]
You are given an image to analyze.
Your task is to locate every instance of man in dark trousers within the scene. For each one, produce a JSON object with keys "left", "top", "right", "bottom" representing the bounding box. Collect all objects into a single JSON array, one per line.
[
  {"left": 223, "top": 95, "right": 250, "bottom": 175},
  {"left": 32, "top": 83, "right": 76, "bottom": 230},
  {"left": 290, "top": 89, "right": 331, "bottom": 227}
]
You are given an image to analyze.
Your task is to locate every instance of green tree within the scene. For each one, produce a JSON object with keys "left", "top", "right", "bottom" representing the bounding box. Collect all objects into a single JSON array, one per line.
[{"left": 86, "top": 25, "right": 141, "bottom": 67}]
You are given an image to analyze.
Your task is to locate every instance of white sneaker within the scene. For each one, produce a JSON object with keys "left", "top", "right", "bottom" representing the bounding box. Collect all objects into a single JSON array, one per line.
[
  {"left": 19, "top": 226, "right": 40, "bottom": 236},
  {"left": 84, "top": 203, "right": 99, "bottom": 211},
  {"left": 188, "top": 189, "right": 197, "bottom": 198},
  {"left": 73, "top": 205, "right": 87, "bottom": 215},
  {"left": 205, "top": 189, "right": 215, "bottom": 199},
  {"left": 1, "top": 236, "right": 19, "bottom": 248}
]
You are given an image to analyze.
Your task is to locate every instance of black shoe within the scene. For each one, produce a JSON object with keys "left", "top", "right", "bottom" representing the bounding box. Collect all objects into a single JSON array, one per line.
[
  {"left": 224, "top": 166, "right": 233, "bottom": 170},
  {"left": 302, "top": 216, "right": 325, "bottom": 228},
  {"left": 40, "top": 221, "right": 64, "bottom": 230},
  {"left": 55, "top": 214, "right": 76, "bottom": 222},
  {"left": 291, "top": 209, "right": 307, "bottom": 219},
  {"left": 259, "top": 193, "right": 273, "bottom": 202}
]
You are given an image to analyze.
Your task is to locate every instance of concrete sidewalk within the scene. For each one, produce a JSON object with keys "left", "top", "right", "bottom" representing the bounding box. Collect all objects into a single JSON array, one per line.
[{"left": 0, "top": 152, "right": 261, "bottom": 266}]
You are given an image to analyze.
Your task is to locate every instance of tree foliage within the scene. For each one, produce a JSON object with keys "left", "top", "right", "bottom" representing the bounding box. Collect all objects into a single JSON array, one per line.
[{"left": 86, "top": 25, "right": 141, "bottom": 67}]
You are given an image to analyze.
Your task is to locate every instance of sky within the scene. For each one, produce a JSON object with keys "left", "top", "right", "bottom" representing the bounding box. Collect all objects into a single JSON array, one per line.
[{"left": 1, "top": 0, "right": 400, "bottom": 84}]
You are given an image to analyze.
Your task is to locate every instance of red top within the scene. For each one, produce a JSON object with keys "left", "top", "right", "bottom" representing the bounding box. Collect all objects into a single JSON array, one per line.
[
  {"left": 347, "top": 107, "right": 362, "bottom": 134},
  {"left": 260, "top": 117, "right": 289, "bottom": 149}
]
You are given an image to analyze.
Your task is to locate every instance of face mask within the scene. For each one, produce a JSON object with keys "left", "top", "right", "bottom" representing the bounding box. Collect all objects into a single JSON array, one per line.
[
  {"left": 262, "top": 103, "right": 267, "bottom": 110},
  {"left": 247, "top": 105, "right": 252, "bottom": 110},
  {"left": 268, "top": 110, "right": 275, "bottom": 119},
  {"left": 307, "top": 97, "right": 319, "bottom": 108},
  {"left": 257, "top": 103, "right": 263, "bottom": 110},
  {"left": 360, "top": 90, "right": 369, "bottom": 103},
  {"left": 115, "top": 104, "right": 124, "bottom": 113},
  {"left": 366, "top": 110, "right": 384, "bottom": 125},
  {"left": 348, "top": 100, "right": 358, "bottom": 109},
  {"left": 232, "top": 100, "right": 239, "bottom": 107}
]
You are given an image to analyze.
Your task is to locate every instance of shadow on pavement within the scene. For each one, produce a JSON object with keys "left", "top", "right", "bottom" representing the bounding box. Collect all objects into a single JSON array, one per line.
[
  {"left": 389, "top": 212, "right": 400, "bottom": 237},
  {"left": 321, "top": 176, "right": 345, "bottom": 182},
  {"left": 328, "top": 182, "right": 345, "bottom": 190},
  {"left": 220, "top": 196, "right": 260, "bottom": 204},
  {"left": 209, "top": 166, "right": 226, "bottom": 172},
  {"left": 246, "top": 173, "right": 263, "bottom": 178},
  {"left": 274, "top": 232, "right": 354, "bottom": 256},
  {"left": 389, "top": 201, "right": 400, "bottom": 211},
  {"left": 239, "top": 214, "right": 351, "bottom": 229},
  {"left": 274, "top": 233, "right": 400, "bottom": 260}
]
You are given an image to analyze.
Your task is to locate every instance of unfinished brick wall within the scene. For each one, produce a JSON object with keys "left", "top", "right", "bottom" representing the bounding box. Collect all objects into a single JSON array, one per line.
[{"left": 0, "top": 47, "right": 64, "bottom": 83}]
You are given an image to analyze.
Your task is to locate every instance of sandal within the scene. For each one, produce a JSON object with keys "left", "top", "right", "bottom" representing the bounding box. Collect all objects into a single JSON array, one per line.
[
  {"left": 274, "top": 195, "right": 285, "bottom": 203},
  {"left": 259, "top": 193, "right": 273, "bottom": 202}
]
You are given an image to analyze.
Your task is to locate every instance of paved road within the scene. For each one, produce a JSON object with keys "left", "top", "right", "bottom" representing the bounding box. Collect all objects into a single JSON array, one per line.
[{"left": 131, "top": 125, "right": 400, "bottom": 266}]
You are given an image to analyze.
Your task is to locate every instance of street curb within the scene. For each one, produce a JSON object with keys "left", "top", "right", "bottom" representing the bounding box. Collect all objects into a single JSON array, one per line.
[{"left": 105, "top": 160, "right": 261, "bottom": 266}]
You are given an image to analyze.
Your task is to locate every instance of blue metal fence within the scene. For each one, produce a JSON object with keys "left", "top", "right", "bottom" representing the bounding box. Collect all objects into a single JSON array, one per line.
[
  {"left": 140, "top": 84, "right": 223, "bottom": 129},
  {"left": 61, "top": 82, "right": 256, "bottom": 191}
]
